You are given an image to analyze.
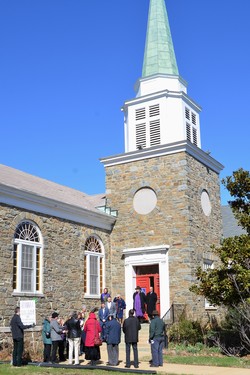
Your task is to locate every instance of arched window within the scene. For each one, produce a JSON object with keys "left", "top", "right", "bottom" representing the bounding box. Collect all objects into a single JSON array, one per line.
[
  {"left": 83, "top": 236, "right": 104, "bottom": 297},
  {"left": 13, "top": 221, "right": 43, "bottom": 294}
]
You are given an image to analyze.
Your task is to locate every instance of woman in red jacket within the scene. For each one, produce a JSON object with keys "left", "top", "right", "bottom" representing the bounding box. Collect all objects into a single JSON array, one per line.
[{"left": 84, "top": 309, "right": 102, "bottom": 366}]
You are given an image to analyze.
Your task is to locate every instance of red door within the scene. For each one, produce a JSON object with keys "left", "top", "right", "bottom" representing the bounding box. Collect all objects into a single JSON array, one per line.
[{"left": 135, "top": 265, "right": 160, "bottom": 315}]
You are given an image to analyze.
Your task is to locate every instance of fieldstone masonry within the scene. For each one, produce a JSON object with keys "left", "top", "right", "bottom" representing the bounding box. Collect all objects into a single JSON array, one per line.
[
  {"left": 105, "top": 151, "right": 223, "bottom": 321},
  {"left": 0, "top": 204, "right": 111, "bottom": 326}
]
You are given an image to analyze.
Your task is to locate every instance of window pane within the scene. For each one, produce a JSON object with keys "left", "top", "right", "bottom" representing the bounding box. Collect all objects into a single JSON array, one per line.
[
  {"left": 89, "top": 255, "right": 98, "bottom": 295},
  {"left": 13, "top": 244, "right": 17, "bottom": 289},
  {"left": 21, "top": 245, "right": 34, "bottom": 292},
  {"left": 36, "top": 247, "right": 40, "bottom": 291}
]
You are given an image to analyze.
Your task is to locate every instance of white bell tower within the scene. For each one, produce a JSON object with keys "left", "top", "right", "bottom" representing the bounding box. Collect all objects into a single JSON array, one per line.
[{"left": 122, "top": 0, "right": 201, "bottom": 153}]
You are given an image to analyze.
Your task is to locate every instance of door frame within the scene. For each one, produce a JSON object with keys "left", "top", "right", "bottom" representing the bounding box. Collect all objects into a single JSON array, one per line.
[{"left": 122, "top": 245, "right": 170, "bottom": 317}]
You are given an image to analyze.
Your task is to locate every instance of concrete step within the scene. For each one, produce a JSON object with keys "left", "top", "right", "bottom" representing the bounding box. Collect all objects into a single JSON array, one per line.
[
  {"left": 118, "top": 323, "right": 151, "bottom": 353},
  {"left": 100, "top": 323, "right": 152, "bottom": 364}
]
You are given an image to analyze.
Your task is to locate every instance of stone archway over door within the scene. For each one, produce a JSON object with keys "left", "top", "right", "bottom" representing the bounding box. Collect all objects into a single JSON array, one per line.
[{"left": 123, "top": 245, "right": 170, "bottom": 317}]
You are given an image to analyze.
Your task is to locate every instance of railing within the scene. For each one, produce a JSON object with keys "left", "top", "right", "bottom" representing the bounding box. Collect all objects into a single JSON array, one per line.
[
  {"left": 161, "top": 303, "right": 185, "bottom": 325},
  {"left": 162, "top": 304, "right": 174, "bottom": 323}
]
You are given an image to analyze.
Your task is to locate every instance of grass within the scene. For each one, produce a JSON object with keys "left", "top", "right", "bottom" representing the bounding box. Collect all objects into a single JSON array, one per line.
[
  {"left": 0, "top": 364, "right": 179, "bottom": 375},
  {"left": 1, "top": 343, "right": 250, "bottom": 374},
  {"left": 164, "top": 354, "right": 250, "bottom": 368},
  {"left": 157, "top": 342, "right": 250, "bottom": 368},
  {"left": 0, "top": 364, "right": 138, "bottom": 375}
]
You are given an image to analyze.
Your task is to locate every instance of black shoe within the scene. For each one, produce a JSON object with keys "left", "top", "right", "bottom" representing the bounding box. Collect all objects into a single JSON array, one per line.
[
  {"left": 134, "top": 365, "right": 139, "bottom": 368},
  {"left": 125, "top": 365, "right": 130, "bottom": 368},
  {"left": 150, "top": 364, "right": 159, "bottom": 367}
]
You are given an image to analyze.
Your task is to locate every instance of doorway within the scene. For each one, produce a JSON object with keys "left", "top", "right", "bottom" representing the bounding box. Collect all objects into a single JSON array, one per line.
[{"left": 135, "top": 264, "right": 160, "bottom": 315}]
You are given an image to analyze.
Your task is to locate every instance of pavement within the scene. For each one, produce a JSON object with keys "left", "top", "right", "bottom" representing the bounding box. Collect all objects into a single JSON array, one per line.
[
  {"left": 96, "top": 343, "right": 250, "bottom": 375},
  {"left": 31, "top": 346, "right": 250, "bottom": 375},
  {"left": 32, "top": 323, "right": 250, "bottom": 375}
]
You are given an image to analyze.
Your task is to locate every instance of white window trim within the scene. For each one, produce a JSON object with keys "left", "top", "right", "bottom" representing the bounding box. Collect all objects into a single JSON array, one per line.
[
  {"left": 13, "top": 238, "right": 43, "bottom": 296},
  {"left": 203, "top": 260, "right": 217, "bottom": 310},
  {"left": 84, "top": 236, "right": 105, "bottom": 299}
]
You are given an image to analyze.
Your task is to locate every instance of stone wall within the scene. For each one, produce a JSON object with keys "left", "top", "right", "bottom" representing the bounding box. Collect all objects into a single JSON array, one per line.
[
  {"left": 0, "top": 327, "right": 43, "bottom": 362},
  {"left": 0, "top": 204, "right": 111, "bottom": 327},
  {"left": 105, "top": 151, "right": 223, "bottom": 321}
]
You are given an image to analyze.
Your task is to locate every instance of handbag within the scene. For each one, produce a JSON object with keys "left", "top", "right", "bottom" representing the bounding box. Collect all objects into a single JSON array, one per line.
[
  {"left": 94, "top": 323, "right": 102, "bottom": 346},
  {"left": 94, "top": 336, "right": 102, "bottom": 346}
]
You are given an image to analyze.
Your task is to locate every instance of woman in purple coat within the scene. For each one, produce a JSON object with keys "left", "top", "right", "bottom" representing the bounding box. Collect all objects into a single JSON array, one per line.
[{"left": 133, "top": 286, "right": 146, "bottom": 322}]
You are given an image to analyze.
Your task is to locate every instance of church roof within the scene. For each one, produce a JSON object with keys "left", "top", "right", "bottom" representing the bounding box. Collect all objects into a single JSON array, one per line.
[
  {"left": 0, "top": 164, "right": 105, "bottom": 213},
  {"left": 221, "top": 205, "right": 247, "bottom": 238},
  {"left": 142, "top": 0, "right": 179, "bottom": 77}
]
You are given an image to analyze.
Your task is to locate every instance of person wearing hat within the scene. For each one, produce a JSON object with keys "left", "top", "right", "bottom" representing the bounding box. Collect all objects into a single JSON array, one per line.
[
  {"left": 133, "top": 286, "right": 146, "bottom": 323},
  {"left": 148, "top": 310, "right": 165, "bottom": 367},
  {"left": 105, "top": 314, "right": 121, "bottom": 366},
  {"left": 50, "top": 312, "right": 65, "bottom": 363}
]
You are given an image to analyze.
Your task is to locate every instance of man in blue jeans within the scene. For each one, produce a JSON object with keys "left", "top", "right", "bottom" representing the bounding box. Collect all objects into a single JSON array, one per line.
[
  {"left": 149, "top": 310, "right": 165, "bottom": 367},
  {"left": 10, "top": 307, "right": 35, "bottom": 367}
]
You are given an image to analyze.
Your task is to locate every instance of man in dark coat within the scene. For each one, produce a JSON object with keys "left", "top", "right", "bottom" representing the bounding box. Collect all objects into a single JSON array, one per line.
[
  {"left": 146, "top": 287, "right": 158, "bottom": 319},
  {"left": 105, "top": 315, "right": 121, "bottom": 366},
  {"left": 64, "top": 312, "right": 82, "bottom": 365},
  {"left": 10, "top": 307, "right": 34, "bottom": 367},
  {"left": 122, "top": 309, "right": 141, "bottom": 369},
  {"left": 149, "top": 310, "right": 165, "bottom": 367}
]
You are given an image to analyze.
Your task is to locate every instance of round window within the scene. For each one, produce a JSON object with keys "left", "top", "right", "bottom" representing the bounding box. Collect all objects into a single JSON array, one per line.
[
  {"left": 201, "top": 190, "right": 211, "bottom": 216},
  {"left": 133, "top": 188, "right": 157, "bottom": 215}
]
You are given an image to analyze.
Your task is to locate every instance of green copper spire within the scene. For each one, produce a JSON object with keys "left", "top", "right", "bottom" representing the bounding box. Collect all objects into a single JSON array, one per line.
[{"left": 142, "top": 0, "right": 179, "bottom": 77}]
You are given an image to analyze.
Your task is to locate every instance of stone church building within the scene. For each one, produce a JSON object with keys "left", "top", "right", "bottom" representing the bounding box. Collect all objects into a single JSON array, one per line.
[{"left": 0, "top": 0, "right": 225, "bottom": 332}]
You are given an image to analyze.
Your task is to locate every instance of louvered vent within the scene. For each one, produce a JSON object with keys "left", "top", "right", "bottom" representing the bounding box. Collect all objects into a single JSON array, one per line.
[
  {"left": 185, "top": 107, "right": 190, "bottom": 120},
  {"left": 191, "top": 112, "right": 196, "bottom": 125},
  {"left": 193, "top": 128, "right": 197, "bottom": 145},
  {"left": 136, "top": 123, "right": 146, "bottom": 149},
  {"left": 150, "top": 119, "right": 161, "bottom": 146},
  {"left": 149, "top": 104, "right": 160, "bottom": 117},
  {"left": 135, "top": 108, "right": 146, "bottom": 121},
  {"left": 186, "top": 123, "right": 191, "bottom": 141}
]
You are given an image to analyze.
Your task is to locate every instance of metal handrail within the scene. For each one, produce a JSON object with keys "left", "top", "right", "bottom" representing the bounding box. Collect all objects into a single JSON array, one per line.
[{"left": 161, "top": 303, "right": 174, "bottom": 322}]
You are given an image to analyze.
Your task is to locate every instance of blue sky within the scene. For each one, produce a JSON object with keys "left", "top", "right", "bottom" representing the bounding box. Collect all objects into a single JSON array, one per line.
[{"left": 0, "top": 0, "right": 249, "bottom": 205}]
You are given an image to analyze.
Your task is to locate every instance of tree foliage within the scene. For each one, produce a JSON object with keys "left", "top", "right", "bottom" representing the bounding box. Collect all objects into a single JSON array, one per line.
[
  {"left": 190, "top": 168, "right": 250, "bottom": 354},
  {"left": 190, "top": 168, "right": 250, "bottom": 307},
  {"left": 222, "top": 168, "right": 250, "bottom": 234}
]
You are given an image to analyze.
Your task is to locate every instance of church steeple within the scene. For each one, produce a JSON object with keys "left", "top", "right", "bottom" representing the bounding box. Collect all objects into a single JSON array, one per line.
[
  {"left": 142, "top": 0, "right": 179, "bottom": 77},
  {"left": 121, "top": 0, "right": 202, "bottom": 153}
]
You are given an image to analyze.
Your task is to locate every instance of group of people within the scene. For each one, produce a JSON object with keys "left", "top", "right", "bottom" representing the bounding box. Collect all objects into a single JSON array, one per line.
[
  {"left": 10, "top": 286, "right": 165, "bottom": 369},
  {"left": 40, "top": 289, "right": 128, "bottom": 366}
]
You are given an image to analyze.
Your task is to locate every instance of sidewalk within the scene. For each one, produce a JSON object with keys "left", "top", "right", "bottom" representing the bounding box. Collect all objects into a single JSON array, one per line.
[{"left": 97, "top": 341, "right": 250, "bottom": 375}]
